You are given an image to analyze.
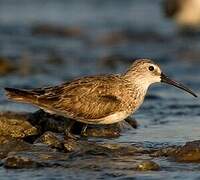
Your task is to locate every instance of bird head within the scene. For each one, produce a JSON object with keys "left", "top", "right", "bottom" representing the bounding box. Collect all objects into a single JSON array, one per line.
[{"left": 124, "top": 59, "right": 197, "bottom": 97}]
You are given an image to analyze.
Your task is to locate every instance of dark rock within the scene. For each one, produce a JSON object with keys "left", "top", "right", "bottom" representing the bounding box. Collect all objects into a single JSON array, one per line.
[
  {"left": 0, "top": 131, "right": 147, "bottom": 169},
  {"left": 65, "top": 140, "right": 146, "bottom": 158},
  {"left": 174, "top": 140, "right": 200, "bottom": 162},
  {"left": 32, "top": 24, "right": 83, "bottom": 38},
  {"left": 71, "top": 119, "right": 137, "bottom": 138},
  {"left": 34, "top": 131, "right": 64, "bottom": 149},
  {"left": 4, "top": 154, "right": 42, "bottom": 169},
  {"left": 152, "top": 140, "right": 200, "bottom": 163},
  {"left": 0, "top": 138, "right": 32, "bottom": 159},
  {"left": 0, "top": 110, "right": 136, "bottom": 140},
  {"left": 64, "top": 137, "right": 79, "bottom": 152},
  {"left": 83, "top": 124, "right": 121, "bottom": 138},
  {"left": 30, "top": 110, "right": 132, "bottom": 138},
  {"left": 135, "top": 160, "right": 160, "bottom": 171},
  {"left": 0, "top": 112, "right": 38, "bottom": 138},
  {"left": 151, "top": 146, "right": 178, "bottom": 158},
  {"left": 28, "top": 110, "right": 67, "bottom": 133},
  {"left": 3, "top": 143, "right": 69, "bottom": 169},
  {"left": 98, "top": 143, "right": 146, "bottom": 156}
]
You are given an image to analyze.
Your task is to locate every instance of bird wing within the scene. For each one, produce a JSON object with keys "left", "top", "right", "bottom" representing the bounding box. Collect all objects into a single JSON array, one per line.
[{"left": 34, "top": 75, "right": 127, "bottom": 121}]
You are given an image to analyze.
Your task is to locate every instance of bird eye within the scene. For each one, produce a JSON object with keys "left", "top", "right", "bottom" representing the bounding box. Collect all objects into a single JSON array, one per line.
[{"left": 149, "top": 66, "right": 154, "bottom": 71}]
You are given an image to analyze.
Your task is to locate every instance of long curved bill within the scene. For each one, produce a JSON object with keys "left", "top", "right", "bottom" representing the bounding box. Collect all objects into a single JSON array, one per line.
[{"left": 161, "top": 73, "right": 198, "bottom": 97}]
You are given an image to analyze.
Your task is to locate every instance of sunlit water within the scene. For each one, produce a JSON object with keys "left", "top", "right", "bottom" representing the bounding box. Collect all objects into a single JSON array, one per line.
[{"left": 0, "top": 0, "right": 199, "bottom": 179}]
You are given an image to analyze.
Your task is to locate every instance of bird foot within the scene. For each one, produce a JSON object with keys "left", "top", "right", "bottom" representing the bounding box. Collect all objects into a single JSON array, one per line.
[
  {"left": 80, "top": 124, "right": 88, "bottom": 137},
  {"left": 65, "top": 129, "right": 77, "bottom": 140},
  {"left": 80, "top": 131, "right": 88, "bottom": 137}
]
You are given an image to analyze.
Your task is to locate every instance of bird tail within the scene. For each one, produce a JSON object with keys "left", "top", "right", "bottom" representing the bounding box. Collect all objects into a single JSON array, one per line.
[{"left": 5, "top": 87, "right": 37, "bottom": 103}]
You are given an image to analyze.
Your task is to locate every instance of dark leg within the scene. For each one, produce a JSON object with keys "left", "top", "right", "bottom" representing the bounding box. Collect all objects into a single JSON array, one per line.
[
  {"left": 65, "top": 120, "right": 77, "bottom": 139},
  {"left": 80, "top": 124, "right": 88, "bottom": 137},
  {"left": 125, "top": 117, "right": 138, "bottom": 129}
]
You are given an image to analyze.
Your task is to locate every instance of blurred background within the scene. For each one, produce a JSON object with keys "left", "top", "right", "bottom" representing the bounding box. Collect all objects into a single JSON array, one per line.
[
  {"left": 0, "top": 1, "right": 200, "bottom": 179},
  {"left": 0, "top": 0, "right": 199, "bottom": 142}
]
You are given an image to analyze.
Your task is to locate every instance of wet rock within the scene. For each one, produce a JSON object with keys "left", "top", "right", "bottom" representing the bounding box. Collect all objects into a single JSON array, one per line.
[
  {"left": 4, "top": 154, "right": 42, "bottom": 169},
  {"left": 30, "top": 110, "right": 130, "bottom": 138},
  {"left": 174, "top": 140, "right": 200, "bottom": 162},
  {"left": 70, "top": 119, "right": 136, "bottom": 138},
  {"left": 0, "top": 132, "right": 147, "bottom": 169},
  {"left": 34, "top": 131, "right": 64, "bottom": 150},
  {"left": 1, "top": 110, "right": 136, "bottom": 139},
  {"left": 0, "top": 138, "right": 32, "bottom": 159},
  {"left": 3, "top": 143, "right": 69, "bottom": 169},
  {"left": 28, "top": 110, "right": 67, "bottom": 133},
  {"left": 135, "top": 160, "right": 160, "bottom": 171},
  {"left": 65, "top": 140, "right": 146, "bottom": 158},
  {"left": 99, "top": 143, "right": 146, "bottom": 156},
  {"left": 152, "top": 140, "right": 200, "bottom": 163},
  {"left": 32, "top": 24, "right": 83, "bottom": 38},
  {"left": 3, "top": 150, "right": 69, "bottom": 169},
  {"left": 66, "top": 121, "right": 120, "bottom": 138},
  {"left": 83, "top": 125, "right": 121, "bottom": 138},
  {"left": 64, "top": 137, "right": 79, "bottom": 152},
  {"left": 0, "top": 112, "right": 38, "bottom": 138}
]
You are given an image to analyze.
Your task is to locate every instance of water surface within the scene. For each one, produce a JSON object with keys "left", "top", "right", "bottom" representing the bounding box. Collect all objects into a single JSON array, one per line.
[{"left": 0, "top": 0, "right": 199, "bottom": 179}]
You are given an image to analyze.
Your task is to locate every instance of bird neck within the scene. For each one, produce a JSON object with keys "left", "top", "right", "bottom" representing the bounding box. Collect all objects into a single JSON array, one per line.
[{"left": 122, "top": 72, "right": 151, "bottom": 95}]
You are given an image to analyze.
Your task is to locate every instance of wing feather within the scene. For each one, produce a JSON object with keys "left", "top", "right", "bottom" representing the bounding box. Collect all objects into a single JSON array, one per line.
[{"left": 34, "top": 75, "right": 128, "bottom": 121}]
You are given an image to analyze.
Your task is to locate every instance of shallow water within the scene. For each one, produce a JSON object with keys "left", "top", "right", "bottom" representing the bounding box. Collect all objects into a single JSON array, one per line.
[{"left": 0, "top": 0, "right": 200, "bottom": 179}]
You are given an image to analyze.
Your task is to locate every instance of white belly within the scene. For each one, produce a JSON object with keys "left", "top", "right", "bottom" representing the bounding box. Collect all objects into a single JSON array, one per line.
[
  {"left": 43, "top": 107, "right": 129, "bottom": 125},
  {"left": 93, "top": 111, "right": 129, "bottom": 124}
]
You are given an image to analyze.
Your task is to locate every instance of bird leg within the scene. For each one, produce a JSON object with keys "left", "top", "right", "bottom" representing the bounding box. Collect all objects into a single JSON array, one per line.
[
  {"left": 65, "top": 120, "right": 77, "bottom": 139},
  {"left": 124, "top": 117, "right": 138, "bottom": 129},
  {"left": 80, "top": 124, "right": 88, "bottom": 137}
]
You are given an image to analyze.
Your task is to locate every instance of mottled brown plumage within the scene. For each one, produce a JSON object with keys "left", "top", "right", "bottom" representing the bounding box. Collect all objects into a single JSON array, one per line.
[
  {"left": 5, "top": 75, "right": 142, "bottom": 124},
  {"left": 5, "top": 59, "right": 197, "bottom": 135}
]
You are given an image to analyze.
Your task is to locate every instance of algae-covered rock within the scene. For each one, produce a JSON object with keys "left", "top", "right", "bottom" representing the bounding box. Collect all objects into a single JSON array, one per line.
[
  {"left": 152, "top": 140, "right": 200, "bottom": 163},
  {"left": 135, "top": 160, "right": 160, "bottom": 171},
  {"left": 34, "top": 131, "right": 64, "bottom": 149},
  {"left": 174, "top": 140, "right": 200, "bottom": 162},
  {"left": 64, "top": 137, "right": 80, "bottom": 152},
  {"left": 0, "top": 138, "right": 32, "bottom": 159},
  {"left": 3, "top": 146, "right": 69, "bottom": 169},
  {"left": 82, "top": 125, "right": 120, "bottom": 138},
  {"left": 0, "top": 112, "right": 38, "bottom": 138},
  {"left": 4, "top": 155, "right": 42, "bottom": 169}
]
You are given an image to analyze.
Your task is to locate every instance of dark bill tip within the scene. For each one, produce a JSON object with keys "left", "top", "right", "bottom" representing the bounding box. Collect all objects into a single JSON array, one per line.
[{"left": 161, "top": 73, "right": 198, "bottom": 98}]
